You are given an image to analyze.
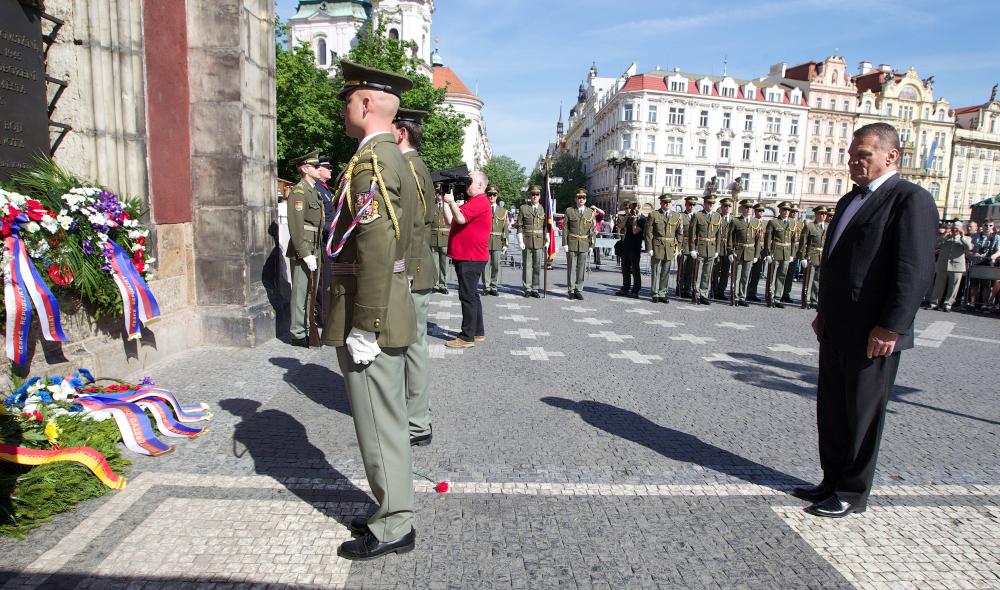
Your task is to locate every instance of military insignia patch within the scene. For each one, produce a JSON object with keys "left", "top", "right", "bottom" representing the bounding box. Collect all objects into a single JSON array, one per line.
[
  {"left": 355, "top": 193, "right": 381, "bottom": 224},
  {"left": 294, "top": 200, "right": 304, "bottom": 211}
]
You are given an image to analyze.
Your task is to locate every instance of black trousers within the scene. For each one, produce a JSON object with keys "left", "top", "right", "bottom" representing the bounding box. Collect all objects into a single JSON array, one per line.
[
  {"left": 816, "top": 341, "right": 901, "bottom": 506},
  {"left": 454, "top": 259, "right": 486, "bottom": 341},
  {"left": 620, "top": 250, "right": 641, "bottom": 293}
]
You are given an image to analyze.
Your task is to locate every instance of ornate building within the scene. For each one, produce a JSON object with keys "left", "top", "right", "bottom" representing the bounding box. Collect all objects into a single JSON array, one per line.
[
  {"left": 779, "top": 55, "right": 858, "bottom": 208},
  {"left": 948, "top": 87, "right": 1000, "bottom": 220},
  {"left": 431, "top": 49, "right": 491, "bottom": 170},
  {"left": 853, "top": 63, "right": 954, "bottom": 214}
]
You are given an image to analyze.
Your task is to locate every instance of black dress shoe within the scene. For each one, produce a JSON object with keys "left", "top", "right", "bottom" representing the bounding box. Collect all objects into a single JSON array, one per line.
[
  {"left": 747, "top": 295, "right": 761, "bottom": 302},
  {"left": 575, "top": 292, "right": 584, "bottom": 301},
  {"left": 490, "top": 289, "right": 498, "bottom": 296},
  {"left": 628, "top": 292, "right": 639, "bottom": 299},
  {"left": 791, "top": 484, "right": 833, "bottom": 502},
  {"left": 347, "top": 516, "right": 369, "bottom": 536},
  {"left": 290, "top": 337, "right": 308, "bottom": 348},
  {"left": 523, "top": 291, "right": 531, "bottom": 298},
  {"left": 699, "top": 296, "right": 711, "bottom": 305},
  {"left": 781, "top": 296, "right": 793, "bottom": 304},
  {"left": 440, "top": 288, "right": 449, "bottom": 295},
  {"left": 661, "top": 297, "right": 669, "bottom": 304},
  {"left": 410, "top": 431, "right": 432, "bottom": 447},
  {"left": 738, "top": 300, "right": 749, "bottom": 307},
  {"left": 773, "top": 302, "right": 785, "bottom": 309},
  {"left": 615, "top": 289, "right": 629, "bottom": 296},
  {"left": 530, "top": 291, "right": 541, "bottom": 298},
  {"left": 338, "top": 529, "right": 415, "bottom": 561},
  {"left": 804, "top": 494, "right": 865, "bottom": 518},
  {"left": 651, "top": 296, "right": 660, "bottom": 303}
]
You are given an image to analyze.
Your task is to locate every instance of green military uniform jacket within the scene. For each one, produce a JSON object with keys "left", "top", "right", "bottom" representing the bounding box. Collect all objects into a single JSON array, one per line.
[
  {"left": 935, "top": 234, "right": 972, "bottom": 272},
  {"left": 644, "top": 209, "right": 684, "bottom": 259},
  {"left": 788, "top": 218, "right": 805, "bottom": 258},
  {"left": 403, "top": 150, "right": 436, "bottom": 292},
  {"left": 798, "top": 221, "right": 828, "bottom": 267},
  {"left": 562, "top": 206, "right": 596, "bottom": 252},
  {"left": 516, "top": 203, "right": 547, "bottom": 249},
  {"left": 285, "top": 178, "right": 324, "bottom": 259},
  {"left": 429, "top": 201, "right": 449, "bottom": 248},
  {"left": 489, "top": 205, "right": 509, "bottom": 251},
  {"left": 322, "top": 133, "right": 416, "bottom": 349},
  {"left": 764, "top": 217, "right": 794, "bottom": 261},
  {"left": 728, "top": 216, "right": 762, "bottom": 262},
  {"left": 687, "top": 210, "right": 724, "bottom": 257},
  {"left": 718, "top": 214, "right": 732, "bottom": 255}
]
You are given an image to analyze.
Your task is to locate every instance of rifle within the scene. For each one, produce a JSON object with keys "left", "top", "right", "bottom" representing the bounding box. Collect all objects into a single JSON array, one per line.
[
  {"left": 675, "top": 252, "right": 685, "bottom": 297},
  {"left": 765, "top": 259, "right": 775, "bottom": 307},
  {"left": 306, "top": 264, "right": 321, "bottom": 347},
  {"left": 800, "top": 263, "right": 812, "bottom": 309},
  {"left": 691, "top": 255, "right": 703, "bottom": 303},
  {"left": 729, "top": 254, "right": 738, "bottom": 306}
]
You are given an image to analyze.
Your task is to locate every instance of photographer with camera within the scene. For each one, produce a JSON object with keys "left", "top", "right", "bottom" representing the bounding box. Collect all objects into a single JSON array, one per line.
[
  {"left": 442, "top": 170, "right": 492, "bottom": 348},
  {"left": 930, "top": 221, "right": 972, "bottom": 312},
  {"left": 967, "top": 218, "right": 1000, "bottom": 311},
  {"left": 615, "top": 201, "right": 645, "bottom": 298}
]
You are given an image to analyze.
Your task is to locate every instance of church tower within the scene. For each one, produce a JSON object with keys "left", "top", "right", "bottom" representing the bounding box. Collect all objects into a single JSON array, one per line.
[{"left": 377, "top": 0, "right": 435, "bottom": 76}]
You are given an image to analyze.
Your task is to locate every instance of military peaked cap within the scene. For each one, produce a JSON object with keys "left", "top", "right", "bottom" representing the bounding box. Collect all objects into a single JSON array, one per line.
[
  {"left": 738, "top": 198, "right": 754, "bottom": 208},
  {"left": 754, "top": 203, "right": 767, "bottom": 211},
  {"left": 529, "top": 185, "right": 542, "bottom": 194},
  {"left": 789, "top": 203, "right": 800, "bottom": 212},
  {"left": 719, "top": 197, "right": 733, "bottom": 206},
  {"left": 394, "top": 108, "right": 429, "bottom": 124},
  {"left": 291, "top": 151, "right": 320, "bottom": 167},
  {"left": 684, "top": 196, "right": 699, "bottom": 205},
  {"left": 575, "top": 188, "right": 588, "bottom": 198},
  {"left": 486, "top": 185, "right": 498, "bottom": 195},
  {"left": 338, "top": 60, "right": 413, "bottom": 100},
  {"left": 777, "top": 201, "right": 792, "bottom": 210},
  {"left": 659, "top": 193, "right": 673, "bottom": 203},
  {"left": 318, "top": 155, "right": 333, "bottom": 169},
  {"left": 703, "top": 195, "right": 717, "bottom": 203},
  {"left": 813, "top": 206, "right": 829, "bottom": 215}
]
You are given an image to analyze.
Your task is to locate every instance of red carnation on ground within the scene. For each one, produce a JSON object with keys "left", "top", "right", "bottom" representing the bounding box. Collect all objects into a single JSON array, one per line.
[
  {"left": 434, "top": 481, "right": 449, "bottom": 494},
  {"left": 48, "top": 263, "right": 74, "bottom": 286}
]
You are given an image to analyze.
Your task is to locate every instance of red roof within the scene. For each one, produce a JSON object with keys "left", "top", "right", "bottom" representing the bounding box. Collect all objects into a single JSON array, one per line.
[
  {"left": 433, "top": 65, "right": 476, "bottom": 98},
  {"left": 853, "top": 70, "right": 889, "bottom": 95},
  {"left": 619, "top": 73, "right": 792, "bottom": 105},
  {"left": 953, "top": 105, "right": 981, "bottom": 115}
]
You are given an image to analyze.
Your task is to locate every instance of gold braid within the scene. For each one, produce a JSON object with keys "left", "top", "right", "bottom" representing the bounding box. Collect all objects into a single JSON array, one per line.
[
  {"left": 340, "top": 153, "right": 361, "bottom": 216},
  {"left": 407, "top": 160, "right": 427, "bottom": 215},
  {"left": 371, "top": 147, "right": 401, "bottom": 240}
]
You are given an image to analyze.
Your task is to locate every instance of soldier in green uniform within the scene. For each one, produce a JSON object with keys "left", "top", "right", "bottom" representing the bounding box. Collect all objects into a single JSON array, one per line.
[
  {"left": 746, "top": 203, "right": 768, "bottom": 302},
  {"left": 727, "top": 199, "right": 762, "bottom": 306},
  {"left": 687, "top": 195, "right": 724, "bottom": 305},
  {"left": 516, "top": 185, "right": 547, "bottom": 297},
  {"left": 645, "top": 193, "right": 684, "bottom": 303},
  {"left": 677, "top": 196, "right": 698, "bottom": 297},
  {"left": 798, "top": 205, "right": 829, "bottom": 309},
  {"left": 393, "top": 108, "right": 436, "bottom": 448},
  {"left": 429, "top": 184, "right": 449, "bottom": 293},
  {"left": 763, "top": 201, "right": 794, "bottom": 308},
  {"left": 482, "top": 185, "right": 508, "bottom": 296},
  {"left": 781, "top": 203, "right": 805, "bottom": 304},
  {"left": 285, "top": 151, "right": 325, "bottom": 347},
  {"left": 711, "top": 197, "right": 734, "bottom": 299},
  {"left": 323, "top": 61, "right": 417, "bottom": 561},
  {"left": 562, "top": 188, "right": 597, "bottom": 300}
]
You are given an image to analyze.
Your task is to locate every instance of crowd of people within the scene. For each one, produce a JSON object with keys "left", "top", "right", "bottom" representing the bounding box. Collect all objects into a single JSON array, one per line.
[{"left": 926, "top": 218, "right": 1000, "bottom": 313}]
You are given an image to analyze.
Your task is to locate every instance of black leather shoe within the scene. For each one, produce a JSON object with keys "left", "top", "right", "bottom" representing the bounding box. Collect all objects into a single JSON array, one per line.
[
  {"left": 615, "top": 289, "right": 629, "bottom": 296},
  {"left": 738, "top": 300, "right": 749, "bottom": 307},
  {"left": 661, "top": 297, "right": 669, "bottom": 304},
  {"left": 651, "top": 296, "right": 660, "bottom": 303},
  {"left": 290, "top": 337, "right": 308, "bottom": 348},
  {"left": 337, "top": 529, "right": 415, "bottom": 561},
  {"left": 530, "top": 291, "right": 541, "bottom": 298},
  {"left": 410, "top": 431, "right": 432, "bottom": 447},
  {"left": 699, "top": 296, "right": 711, "bottom": 305},
  {"left": 490, "top": 289, "right": 498, "bottom": 296},
  {"left": 439, "top": 288, "right": 449, "bottom": 295},
  {"left": 773, "top": 302, "right": 785, "bottom": 309},
  {"left": 575, "top": 292, "right": 584, "bottom": 301},
  {"left": 781, "top": 296, "right": 793, "bottom": 304},
  {"left": 791, "top": 484, "right": 833, "bottom": 502},
  {"left": 523, "top": 291, "right": 531, "bottom": 298},
  {"left": 804, "top": 494, "right": 866, "bottom": 518},
  {"left": 347, "top": 516, "right": 369, "bottom": 536},
  {"left": 628, "top": 292, "right": 639, "bottom": 299},
  {"left": 747, "top": 296, "right": 761, "bottom": 302}
]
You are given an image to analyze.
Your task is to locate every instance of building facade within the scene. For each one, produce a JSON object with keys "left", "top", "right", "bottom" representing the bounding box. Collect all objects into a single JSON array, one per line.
[
  {"left": 432, "top": 50, "right": 492, "bottom": 170},
  {"left": 949, "top": 88, "right": 1000, "bottom": 220}
]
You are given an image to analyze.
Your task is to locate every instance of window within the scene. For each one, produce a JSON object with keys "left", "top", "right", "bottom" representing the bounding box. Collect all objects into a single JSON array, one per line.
[
  {"left": 764, "top": 144, "right": 779, "bottom": 162},
  {"left": 984, "top": 169, "right": 991, "bottom": 186},
  {"left": 843, "top": 100, "right": 850, "bottom": 111},
  {"left": 388, "top": 28, "right": 399, "bottom": 40},
  {"left": 785, "top": 176, "right": 795, "bottom": 194},
  {"left": 807, "top": 177, "right": 816, "bottom": 193},
  {"left": 971, "top": 167, "right": 978, "bottom": 183},
  {"left": 700, "top": 83, "right": 711, "bottom": 95},
  {"left": 722, "top": 86, "right": 736, "bottom": 98},
  {"left": 824, "top": 147, "right": 833, "bottom": 164},
  {"left": 929, "top": 182, "right": 941, "bottom": 199},
  {"left": 938, "top": 110, "right": 946, "bottom": 122},
  {"left": 744, "top": 115, "right": 754, "bottom": 131},
  {"left": 316, "top": 37, "right": 328, "bottom": 65},
  {"left": 767, "top": 116, "right": 780, "bottom": 134},
  {"left": 723, "top": 112, "right": 732, "bottom": 129},
  {"left": 623, "top": 103, "right": 634, "bottom": 121},
  {"left": 790, "top": 118, "right": 799, "bottom": 135},
  {"left": 621, "top": 133, "right": 632, "bottom": 150},
  {"left": 902, "top": 153, "right": 912, "bottom": 168},
  {"left": 699, "top": 110, "right": 709, "bottom": 127},
  {"left": 864, "top": 101, "right": 872, "bottom": 114},
  {"left": 787, "top": 146, "right": 797, "bottom": 164},
  {"left": 670, "top": 80, "right": 686, "bottom": 92},
  {"left": 623, "top": 170, "right": 636, "bottom": 186},
  {"left": 767, "top": 90, "right": 783, "bottom": 102},
  {"left": 813, "top": 119, "right": 821, "bottom": 136},
  {"left": 838, "top": 148, "right": 846, "bottom": 165},
  {"left": 697, "top": 139, "right": 707, "bottom": 158},
  {"left": 821, "top": 178, "right": 830, "bottom": 194},
  {"left": 886, "top": 103, "right": 893, "bottom": 117},
  {"left": 956, "top": 164, "right": 964, "bottom": 182},
  {"left": 646, "top": 134, "right": 656, "bottom": 153},
  {"left": 696, "top": 170, "right": 706, "bottom": 189},
  {"left": 664, "top": 168, "right": 683, "bottom": 188},
  {"left": 742, "top": 142, "right": 752, "bottom": 160},
  {"left": 791, "top": 94, "right": 801, "bottom": 105},
  {"left": 720, "top": 141, "right": 731, "bottom": 160},
  {"left": 835, "top": 179, "right": 843, "bottom": 194},
  {"left": 810, "top": 146, "right": 819, "bottom": 163},
  {"left": 815, "top": 97, "right": 824, "bottom": 109},
  {"left": 644, "top": 166, "right": 654, "bottom": 187},
  {"left": 648, "top": 105, "right": 658, "bottom": 123},
  {"left": 841, "top": 122, "right": 849, "bottom": 137},
  {"left": 741, "top": 173, "right": 751, "bottom": 191},
  {"left": 763, "top": 174, "right": 778, "bottom": 194},
  {"left": 666, "top": 136, "right": 684, "bottom": 156},
  {"left": 668, "top": 107, "right": 686, "bottom": 125},
  {"left": 827, "top": 121, "right": 835, "bottom": 136}
]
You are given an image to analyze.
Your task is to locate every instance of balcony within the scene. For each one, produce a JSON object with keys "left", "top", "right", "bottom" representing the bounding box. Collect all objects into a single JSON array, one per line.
[{"left": 900, "top": 167, "right": 946, "bottom": 178}]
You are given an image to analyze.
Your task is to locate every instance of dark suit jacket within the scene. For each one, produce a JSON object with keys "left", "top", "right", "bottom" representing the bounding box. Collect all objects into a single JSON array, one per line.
[{"left": 817, "top": 174, "right": 939, "bottom": 352}]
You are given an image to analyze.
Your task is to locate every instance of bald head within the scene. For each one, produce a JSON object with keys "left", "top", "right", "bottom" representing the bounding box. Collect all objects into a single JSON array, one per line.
[
  {"left": 466, "top": 170, "right": 489, "bottom": 197},
  {"left": 341, "top": 88, "right": 401, "bottom": 139}
]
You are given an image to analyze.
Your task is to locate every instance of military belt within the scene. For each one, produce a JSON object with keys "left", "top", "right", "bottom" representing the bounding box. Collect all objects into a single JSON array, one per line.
[
  {"left": 434, "top": 228, "right": 450, "bottom": 233},
  {"left": 775, "top": 241, "right": 790, "bottom": 246},
  {"left": 331, "top": 259, "right": 406, "bottom": 275},
  {"left": 697, "top": 237, "right": 716, "bottom": 241},
  {"left": 569, "top": 233, "right": 590, "bottom": 240},
  {"left": 304, "top": 224, "right": 319, "bottom": 233},
  {"left": 740, "top": 242, "right": 755, "bottom": 247},
  {"left": 490, "top": 231, "right": 504, "bottom": 236},
  {"left": 654, "top": 237, "right": 676, "bottom": 242},
  {"left": 524, "top": 229, "right": 543, "bottom": 234}
]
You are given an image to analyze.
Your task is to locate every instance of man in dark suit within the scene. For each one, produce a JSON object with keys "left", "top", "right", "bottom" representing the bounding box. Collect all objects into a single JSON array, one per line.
[{"left": 793, "top": 122, "right": 938, "bottom": 518}]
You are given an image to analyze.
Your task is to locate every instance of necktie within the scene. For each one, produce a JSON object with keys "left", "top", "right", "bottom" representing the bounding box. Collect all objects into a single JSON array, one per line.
[{"left": 860, "top": 185, "right": 873, "bottom": 199}]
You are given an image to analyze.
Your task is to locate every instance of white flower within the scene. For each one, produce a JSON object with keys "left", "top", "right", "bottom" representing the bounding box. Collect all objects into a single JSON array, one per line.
[
  {"left": 145, "top": 257, "right": 156, "bottom": 265},
  {"left": 96, "top": 232, "right": 109, "bottom": 243},
  {"left": 57, "top": 211, "right": 73, "bottom": 230},
  {"left": 25, "top": 221, "right": 40, "bottom": 233},
  {"left": 87, "top": 212, "right": 109, "bottom": 227},
  {"left": 27, "top": 381, "right": 45, "bottom": 395},
  {"left": 48, "top": 380, "right": 76, "bottom": 402},
  {"left": 22, "top": 402, "right": 38, "bottom": 414},
  {"left": 127, "top": 229, "right": 149, "bottom": 239},
  {"left": 40, "top": 215, "right": 59, "bottom": 233},
  {"left": 6, "top": 191, "right": 26, "bottom": 208},
  {"left": 123, "top": 218, "right": 139, "bottom": 228},
  {"left": 27, "top": 241, "right": 50, "bottom": 258}
]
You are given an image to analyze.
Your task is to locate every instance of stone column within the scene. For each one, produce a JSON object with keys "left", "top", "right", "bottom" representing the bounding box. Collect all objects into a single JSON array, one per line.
[{"left": 187, "top": 0, "right": 278, "bottom": 346}]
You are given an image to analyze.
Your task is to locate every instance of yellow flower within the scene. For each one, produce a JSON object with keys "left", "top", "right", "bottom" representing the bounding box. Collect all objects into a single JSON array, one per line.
[{"left": 44, "top": 420, "right": 62, "bottom": 445}]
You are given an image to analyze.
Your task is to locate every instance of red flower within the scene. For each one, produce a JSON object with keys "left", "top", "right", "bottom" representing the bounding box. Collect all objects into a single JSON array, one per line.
[
  {"left": 23, "top": 200, "right": 47, "bottom": 222},
  {"left": 48, "top": 263, "right": 74, "bottom": 285},
  {"left": 133, "top": 257, "right": 145, "bottom": 273},
  {"left": 434, "top": 482, "right": 449, "bottom": 494}
]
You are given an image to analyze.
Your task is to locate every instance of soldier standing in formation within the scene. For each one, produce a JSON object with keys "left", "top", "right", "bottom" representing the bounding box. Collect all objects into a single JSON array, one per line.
[
  {"left": 727, "top": 199, "right": 762, "bottom": 307},
  {"left": 781, "top": 203, "right": 805, "bottom": 304},
  {"left": 763, "top": 201, "right": 795, "bottom": 308},
  {"left": 482, "top": 185, "right": 508, "bottom": 296},
  {"left": 562, "top": 188, "right": 597, "bottom": 300},
  {"left": 688, "top": 195, "right": 723, "bottom": 305},
  {"left": 323, "top": 61, "right": 417, "bottom": 560},
  {"left": 677, "top": 196, "right": 698, "bottom": 298},
  {"left": 285, "top": 151, "right": 324, "bottom": 347},
  {"left": 798, "top": 206, "right": 829, "bottom": 309},
  {"left": 746, "top": 203, "right": 768, "bottom": 302},
  {"left": 711, "top": 197, "right": 734, "bottom": 300},
  {"left": 393, "top": 108, "right": 436, "bottom": 448},
  {"left": 516, "top": 186, "right": 547, "bottom": 297},
  {"left": 645, "top": 193, "right": 684, "bottom": 303},
  {"left": 429, "top": 184, "right": 450, "bottom": 294}
]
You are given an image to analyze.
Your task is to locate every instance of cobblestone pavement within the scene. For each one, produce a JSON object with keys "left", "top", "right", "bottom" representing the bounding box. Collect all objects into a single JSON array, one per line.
[{"left": 2, "top": 261, "right": 999, "bottom": 589}]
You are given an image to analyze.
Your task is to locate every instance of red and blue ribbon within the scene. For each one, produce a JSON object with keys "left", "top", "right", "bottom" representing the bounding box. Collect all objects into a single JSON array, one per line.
[
  {"left": 75, "top": 395, "right": 175, "bottom": 456},
  {"left": 325, "top": 180, "right": 378, "bottom": 259},
  {"left": 3, "top": 226, "right": 67, "bottom": 366},
  {"left": 105, "top": 241, "right": 160, "bottom": 340}
]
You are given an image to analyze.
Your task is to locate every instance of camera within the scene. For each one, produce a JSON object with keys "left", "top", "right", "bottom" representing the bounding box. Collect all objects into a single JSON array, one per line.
[{"left": 431, "top": 164, "right": 471, "bottom": 196}]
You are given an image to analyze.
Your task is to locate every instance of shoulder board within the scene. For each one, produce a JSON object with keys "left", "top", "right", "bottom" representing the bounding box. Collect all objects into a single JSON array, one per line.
[
  {"left": 292, "top": 188, "right": 304, "bottom": 194},
  {"left": 352, "top": 161, "right": 384, "bottom": 175}
]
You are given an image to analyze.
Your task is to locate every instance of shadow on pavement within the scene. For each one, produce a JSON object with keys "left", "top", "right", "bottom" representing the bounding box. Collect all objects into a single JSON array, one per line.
[
  {"left": 542, "top": 397, "right": 806, "bottom": 490},
  {"left": 269, "top": 356, "right": 351, "bottom": 417}
]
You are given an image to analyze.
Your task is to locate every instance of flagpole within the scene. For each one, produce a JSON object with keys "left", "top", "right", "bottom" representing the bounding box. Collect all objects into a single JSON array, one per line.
[{"left": 543, "top": 156, "right": 551, "bottom": 298}]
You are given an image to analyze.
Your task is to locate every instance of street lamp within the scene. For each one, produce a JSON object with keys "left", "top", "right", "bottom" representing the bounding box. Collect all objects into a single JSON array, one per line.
[{"left": 606, "top": 148, "right": 638, "bottom": 214}]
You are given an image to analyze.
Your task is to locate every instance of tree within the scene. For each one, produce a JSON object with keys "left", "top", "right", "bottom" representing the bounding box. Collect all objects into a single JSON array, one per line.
[
  {"left": 528, "top": 153, "right": 589, "bottom": 211},
  {"left": 482, "top": 155, "right": 527, "bottom": 209}
]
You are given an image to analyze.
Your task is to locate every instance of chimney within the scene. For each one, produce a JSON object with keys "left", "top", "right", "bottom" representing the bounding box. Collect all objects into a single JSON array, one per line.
[
  {"left": 879, "top": 64, "right": 892, "bottom": 73},
  {"left": 769, "top": 62, "right": 787, "bottom": 78},
  {"left": 858, "top": 61, "right": 873, "bottom": 75}
]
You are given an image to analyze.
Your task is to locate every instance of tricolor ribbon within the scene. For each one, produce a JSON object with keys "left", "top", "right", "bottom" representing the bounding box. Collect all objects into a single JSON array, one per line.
[
  {"left": 75, "top": 396, "right": 174, "bottom": 456},
  {"left": 0, "top": 443, "right": 126, "bottom": 490},
  {"left": 325, "top": 180, "right": 378, "bottom": 259},
  {"left": 104, "top": 241, "right": 160, "bottom": 340},
  {"left": 3, "top": 228, "right": 67, "bottom": 366},
  {"left": 96, "top": 386, "right": 211, "bottom": 423}
]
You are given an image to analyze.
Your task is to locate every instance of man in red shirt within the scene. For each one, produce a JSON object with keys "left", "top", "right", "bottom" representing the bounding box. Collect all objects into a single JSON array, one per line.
[{"left": 442, "top": 170, "right": 491, "bottom": 348}]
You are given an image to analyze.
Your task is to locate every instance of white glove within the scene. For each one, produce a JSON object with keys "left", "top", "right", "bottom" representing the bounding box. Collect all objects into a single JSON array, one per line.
[
  {"left": 690, "top": 250, "right": 699, "bottom": 259},
  {"left": 346, "top": 328, "right": 381, "bottom": 366},
  {"left": 729, "top": 254, "right": 735, "bottom": 262},
  {"left": 752, "top": 257, "right": 758, "bottom": 264},
  {"left": 563, "top": 245, "right": 569, "bottom": 253},
  {"left": 765, "top": 256, "right": 774, "bottom": 264},
  {"left": 544, "top": 235, "right": 550, "bottom": 248},
  {"left": 712, "top": 253, "right": 719, "bottom": 260},
  {"left": 502, "top": 247, "right": 508, "bottom": 255},
  {"left": 302, "top": 255, "right": 318, "bottom": 272},
  {"left": 799, "top": 259, "right": 808, "bottom": 270},
  {"left": 518, "top": 234, "right": 525, "bottom": 249}
]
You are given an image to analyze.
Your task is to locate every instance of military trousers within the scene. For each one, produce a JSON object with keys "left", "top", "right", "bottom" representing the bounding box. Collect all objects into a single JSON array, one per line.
[
  {"left": 566, "top": 250, "right": 588, "bottom": 294},
  {"left": 482, "top": 249, "right": 503, "bottom": 290},
  {"left": 522, "top": 247, "right": 543, "bottom": 292},
  {"left": 695, "top": 255, "right": 717, "bottom": 298},
  {"left": 803, "top": 266, "right": 821, "bottom": 306},
  {"left": 931, "top": 270, "right": 963, "bottom": 307},
  {"left": 733, "top": 259, "right": 754, "bottom": 302},
  {"left": 712, "top": 256, "right": 731, "bottom": 297},
  {"left": 649, "top": 256, "right": 673, "bottom": 298},
  {"left": 768, "top": 260, "right": 791, "bottom": 302},
  {"left": 782, "top": 258, "right": 799, "bottom": 300},
  {"left": 678, "top": 254, "right": 694, "bottom": 295},
  {"left": 430, "top": 246, "right": 448, "bottom": 289},
  {"left": 748, "top": 258, "right": 766, "bottom": 299},
  {"left": 290, "top": 258, "right": 311, "bottom": 339},
  {"left": 405, "top": 289, "right": 432, "bottom": 438},
  {"left": 336, "top": 346, "right": 414, "bottom": 542}
]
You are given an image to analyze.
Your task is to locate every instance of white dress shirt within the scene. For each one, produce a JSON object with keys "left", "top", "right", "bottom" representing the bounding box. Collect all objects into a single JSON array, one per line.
[{"left": 827, "top": 169, "right": 898, "bottom": 253}]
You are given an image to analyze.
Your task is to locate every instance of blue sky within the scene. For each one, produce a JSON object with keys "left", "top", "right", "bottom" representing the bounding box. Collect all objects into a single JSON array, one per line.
[{"left": 275, "top": 0, "right": 1000, "bottom": 173}]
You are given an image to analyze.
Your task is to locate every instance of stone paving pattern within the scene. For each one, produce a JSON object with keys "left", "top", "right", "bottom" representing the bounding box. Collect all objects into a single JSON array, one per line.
[{"left": 1, "top": 262, "right": 999, "bottom": 589}]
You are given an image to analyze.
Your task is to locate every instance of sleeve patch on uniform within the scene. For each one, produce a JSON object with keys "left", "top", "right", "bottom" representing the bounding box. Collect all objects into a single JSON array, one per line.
[
  {"left": 355, "top": 193, "right": 381, "bottom": 224},
  {"left": 294, "top": 200, "right": 304, "bottom": 211},
  {"left": 352, "top": 162, "right": 383, "bottom": 175}
]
